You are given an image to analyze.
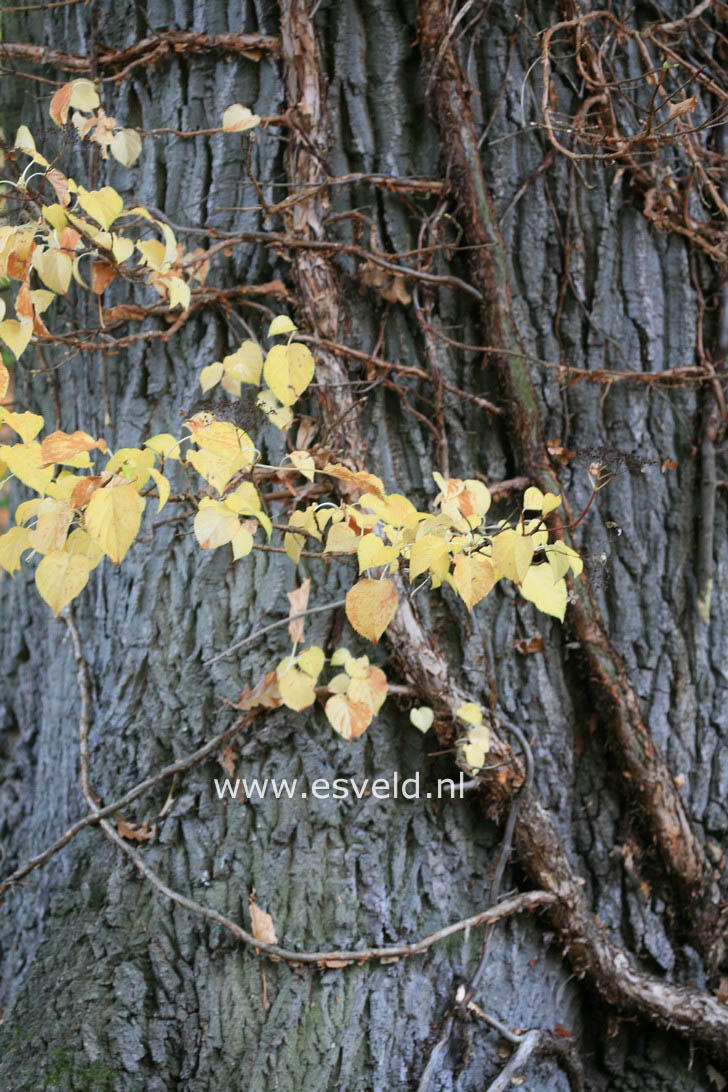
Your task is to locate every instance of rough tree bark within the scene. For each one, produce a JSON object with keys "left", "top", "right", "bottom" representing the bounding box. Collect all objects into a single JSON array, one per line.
[{"left": 0, "top": 1, "right": 726, "bottom": 1091}]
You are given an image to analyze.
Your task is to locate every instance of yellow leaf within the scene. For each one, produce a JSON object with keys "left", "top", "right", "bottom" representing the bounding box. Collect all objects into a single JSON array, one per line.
[
  {"left": 14, "top": 498, "right": 42, "bottom": 525},
  {"left": 137, "top": 239, "right": 166, "bottom": 270},
  {"left": 32, "top": 247, "right": 73, "bottom": 295},
  {"left": 231, "top": 526, "right": 254, "bottom": 559},
  {"left": 524, "top": 486, "right": 561, "bottom": 516},
  {"left": 345, "top": 578, "right": 398, "bottom": 643},
  {"left": 200, "top": 361, "right": 224, "bottom": 392},
  {"left": 298, "top": 645, "right": 325, "bottom": 679},
  {"left": 14, "top": 124, "right": 49, "bottom": 165},
  {"left": 256, "top": 389, "right": 294, "bottom": 432},
  {"left": 491, "top": 528, "right": 534, "bottom": 584},
  {"left": 284, "top": 531, "right": 304, "bottom": 563},
  {"left": 546, "top": 540, "right": 582, "bottom": 582},
  {"left": 330, "top": 647, "right": 352, "bottom": 668},
  {"left": 324, "top": 523, "right": 359, "bottom": 554},
  {"left": 263, "top": 342, "right": 315, "bottom": 406},
  {"left": 410, "top": 707, "right": 434, "bottom": 732},
  {"left": 69, "top": 79, "right": 100, "bottom": 114},
  {"left": 0, "top": 318, "right": 33, "bottom": 359},
  {"left": 457, "top": 703, "right": 482, "bottom": 726},
  {"left": 461, "top": 724, "right": 490, "bottom": 774},
  {"left": 452, "top": 553, "right": 496, "bottom": 611},
  {"left": 327, "top": 672, "right": 351, "bottom": 695},
  {"left": 343, "top": 654, "right": 370, "bottom": 679},
  {"left": 222, "top": 104, "right": 261, "bottom": 132},
  {"left": 77, "top": 186, "right": 124, "bottom": 230},
  {"left": 144, "top": 433, "right": 181, "bottom": 461},
  {"left": 147, "top": 467, "right": 170, "bottom": 512},
  {"left": 357, "top": 532, "right": 399, "bottom": 573},
  {"left": 0, "top": 442, "right": 54, "bottom": 494},
  {"left": 43, "top": 204, "right": 68, "bottom": 231},
  {"left": 28, "top": 498, "right": 73, "bottom": 554},
  {"left": 0, "top": 361, "right": 8, "bottom": 401},
  {"left": 289, "top": 450, "right": 315, "bottom": 482},
  {"left": 0, "top": 526, "right": 31, "bottom": 574},
  {"left": 111, "top": 234, "right": 135, "bottom": 263},
  {"left": 64, "top": 528, "right": 103, "bottom": 569},
  {"left": 110, "top": 128, "right": 142, "bottom": 167},
  {"left": 277, "top": 658, "right": 317, "bottom": 711},
  {"left": 164, "top": 275, "right": 190, "bottom": 311},
  {"left": 194, "top": 500, "right": 240, "bottom": 550},
  {"left": 85, "top": 482, "right": 145, "bottom": 563},
  {"left": 519, "top": 565, "right": 568, "bottom": 621},
  {"left": 35, "top": 550, "right": 91, "bottom": 615},
  {"left": 224, "top": 340, "right": 263, "bottom": 385},
  {"left": 30, "top": 289, "right": 56, "bottom": 315},
  {"left": 324, "top": 694, "right": 372, "bottom": 740},
  {"left": 0, "top": 409, "right": 44, "bottom": 443},
  {"left": 186, "top": 450, "right": 238, "bottom": 495},
  {"left": 268, "top": 315, "right": 297, "bottom": 337},
  {"left": 192, "top": 420, "right": 255, "bottom": 467},
  {"left": 360, "top": 492, "right": 420, "bottom": 529},
  {"left": 409, "top": 534, "right": 450, "bottom": 585}
]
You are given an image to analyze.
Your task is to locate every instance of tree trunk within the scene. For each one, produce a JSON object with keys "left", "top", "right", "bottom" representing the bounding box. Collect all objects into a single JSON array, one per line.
[{"left": 1, "top": 2, "right": 726, "bottom": 1090}]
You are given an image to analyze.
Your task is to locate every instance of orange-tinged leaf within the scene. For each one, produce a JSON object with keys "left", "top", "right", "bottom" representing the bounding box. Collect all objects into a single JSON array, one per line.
[
  {"left": 348, "top": 666, "right": 387, "bottom": 715},
  {"left": 0, "top": 526, "right": 31, "bottom": 574},
  {"left": 345, "top": 578, "right": 398, "bottom": 643},
  {"left": 70, "top": 476, "right": 102, "bottom": 509},
  {"left": 321, "top": 462, "right": 385, "bottom": 497},
  {"left": 453, "top": 553, "right": 496, "bottom": 611},
  {"left": 35, "top": 550, "right": 91, "bottom": 615},
  {"left": 324, "top": 694, "right": 372, "bottom": 740},
  {"left": 90, "top": 260, "right": 117, "bottom": 295},
  {"left": 84, "top": 481, "right": 145, "bottom": 563},
  {"left": 41, "top": 429, "right": 108, "bottom": 466},
  {"left": 263, "top": 342, "right": 315, "bottom": 406}
]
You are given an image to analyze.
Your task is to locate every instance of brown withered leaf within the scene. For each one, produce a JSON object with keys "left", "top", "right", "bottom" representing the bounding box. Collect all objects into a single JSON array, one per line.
[
  {"left": 220, "top": 743, "right": 238, "bottom": 778},
  {"left": 249, "top": 897, "right": 278, "bottom": 947},
  {"left": 116, "top": 819, "right": 155, "bottom": 842},
  {"left": 514, "top": 634, "right": 545, "bottom": 655},
  {"left": 553, "top": 1024, "right": 573, "bottom": 1039},
  {"left": 237, "top": 670, "right": 282, "bottom": 711},
  {"left": 70, "top": 476, "right": 102, "bottom": 509},
  {"left": 102, "top": 304, "right": 148, "bottom": 326},
  {"left": 666, "top": 95, "right": 697, "bottom": 122},
  {"left": 287, "top": 578, "right": 311, "bottom": 643}
]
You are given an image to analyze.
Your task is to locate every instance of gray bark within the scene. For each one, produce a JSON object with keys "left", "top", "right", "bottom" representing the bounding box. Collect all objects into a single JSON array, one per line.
[{"left": 0, "top": 1, "right": 726, "bottom": 1090}]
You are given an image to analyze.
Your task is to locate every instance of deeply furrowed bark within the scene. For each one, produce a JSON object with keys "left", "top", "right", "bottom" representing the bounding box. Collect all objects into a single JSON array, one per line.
[{"left": 416, "top": 0, "right": 725, "bottom": 973}]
